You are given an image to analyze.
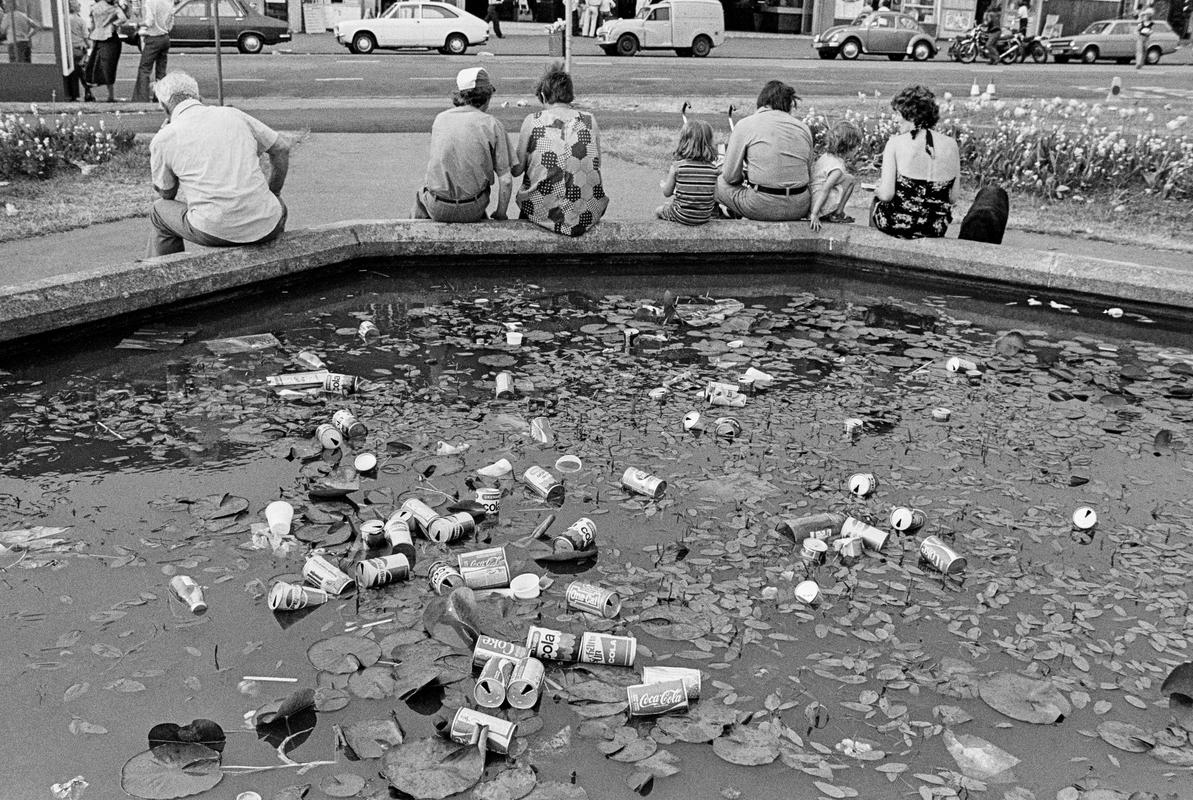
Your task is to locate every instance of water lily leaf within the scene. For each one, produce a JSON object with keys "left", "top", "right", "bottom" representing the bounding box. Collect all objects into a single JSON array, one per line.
[
  {"left": 712, "top": 724, "right": 779, "bottom": 766},
  {"left": 473, "top": 765, "right": 538, "bottom": 800},
  {"left": 564, "top": 680, "right": 626, "bottom": 704},
  {"left": 654, "top": 715, "right": 724, "bottom": 744},
  {"left": 383, "top": 736, "right": 484, "bottom": 799},
  {"left": 609, "top": 737, "right": 658, "bottom": 763},
  {"left": 120, "top": 743, "right": 222, "bottom": 799},
  {"left": 254, "top": 688, "right": 316, "bottom": 725},
  {"left": 342, "top": 718, "right": 404, "bottom": 759},
  {"left": 978, "top": 673, "right": 1071, "bottom": 724},
  {"left": 522, "top": 784, "right": 588, "bottom": 800},
  {"left": 148, "top": 719, "right": 226, "bottom": 752},
  {"left": 942, "top": 730, "right": 1019, "bottom": 783},
  {"left": 1096, "top": 721, "right": 1153, "bottom": 753},
  {"left": 271, "top": 784, "right": 310, "bottom": 800},
  {"left": 320, "top": 773, "right": 366, "bottom": 798},
  {"left": 994, "top": 331, "right": 1027, "bottom": 356},
  {"left": 308, "top": 636, "right": 382, "bottom": 674},
  {"left": 348, "top": 666, "right": 398, "bottom": 699},
  {"left": 0, "top": 526, "right": 72, "bottom": 552},
  {"left": 634, "top": 750, "right": 681, "bottom": 778},
  {"left": 1151, "top": 744, "right": 1193, "bottom": 766},
  {"left": 186, "top": 494, "right": 248, "bottom": 520},
  {"left": 1161, "top": 662, "right": 1193, "bottom": 699},
  {"left": 314, "top": 687, "right": 351, "bottom": 712},
  {"left": 636, "top": 607, "right": 712, "bottom": 641}
]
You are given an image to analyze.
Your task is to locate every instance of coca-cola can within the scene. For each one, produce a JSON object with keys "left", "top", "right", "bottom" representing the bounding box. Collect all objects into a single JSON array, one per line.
[
  {"left": 458, "top": 546, "right": 510, "bottom": 590},
  {"left": 578, "top": 631, "right": 636, "bottom": 667},
  {"left": 360, "top": 519, "right": 386, "bottom": 548},
  {"left": 428, "top": 560, "right": 465, "bottom": 595},
  {"left": 475, "top": 488, "right": 502, "bottom": 518},
  {"left": 553, "top": 517, "right": 596, "bottom": 553},
  {"left": 641, "top": 666, "right": 701, "bottom": 700},
  {"left": 627, "top": 679, "right": 689, "bottom": 716},
  {"left": 565, "top": 581, "right": 621, "bottom": 618},
  {"left": 798, "top": 537, "right": 828, "bottom": 565},
  {"left": 401, "top": 498, "right": 441, "bottom": 535},
  {"left": 472, "top": 635, "right": 531, "bottom": 670},
  {"left": 267, "top": 581, "right": 329, "bottom": 611},
  {"left": 920, "top": 535, "right": 967, "bottom": 575},
  {"left": 847, "top": 472, "right": 877, "bottom": 497},
  {"left": 355, "top": 554, "right": 411, "bottom": 588},
  {"left": 428, "top": 511, "right": 475, "bottom": 544},
  {"left": 775, "top": 512, "right": 845, "bottom": 545},
  {"left": 315, "top": 423, "right": 343, "bottom": 450},
  {"left": 332, "top": 409, "right": 367, "bottom": 439},
  {"left": 448, "top": 707, "right": 517, "bottom": 755},
  {"left": 384, "top": 513, "right": 416, "bottom": 565},
  {"left": 889, "top": 507, "right": 927, "bottom": 533},
  {"left": 506, "top": 657, "right": 545, "bottom": 710},
  {"left": 841, "top": 517, "right": 889, "bottom": 551},
  {"left": 522, "top": 466, "right": 564, "bottom": 503},
  {"left": 525, "top": 625, "right": 578, "bottom": 662},
  {"left": 473, "top": 657, "right": 513, "bottom": 709},
  {"left": 621, "top": 467, "right": 666, "bottom": 500},
  {"left": 323, "top": 373, "right": 361, "bottom": 396},
  {"left": 495, "top": 371, "right": 515, "bottom": 399},
  {"left": 302, "top": 554, "right": 353, "bottom": 595}
]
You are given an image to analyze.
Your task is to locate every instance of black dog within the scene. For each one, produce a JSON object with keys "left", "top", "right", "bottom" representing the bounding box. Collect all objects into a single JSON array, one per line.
[{"left": 959, "top": 185, "right": 1010, "bottom": 244}]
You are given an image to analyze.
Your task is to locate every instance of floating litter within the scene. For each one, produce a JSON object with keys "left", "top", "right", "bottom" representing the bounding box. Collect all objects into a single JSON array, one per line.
[{"left": 555, "top": 454, "right": 582, "bottom": 473}]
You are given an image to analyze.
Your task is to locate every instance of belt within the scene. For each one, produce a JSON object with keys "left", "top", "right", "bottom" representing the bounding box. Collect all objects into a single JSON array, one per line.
[
  {"left": 747, "top": 182, "right": 808, "bottom": 197},
  {"left": 429, "top": 189, "right": 487, "bottom": 205}
]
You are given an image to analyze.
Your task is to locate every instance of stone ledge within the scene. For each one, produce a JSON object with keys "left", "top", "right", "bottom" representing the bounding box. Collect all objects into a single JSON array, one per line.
[{"left": 0, "top": 220, "right": 1186, "bottom": 345}]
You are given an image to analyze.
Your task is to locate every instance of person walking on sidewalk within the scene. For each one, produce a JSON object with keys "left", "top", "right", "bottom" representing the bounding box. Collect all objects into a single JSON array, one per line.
[
  {"left": 132, "top": 0, "right": 174, "bottom": 103},
  {"left": 1134, "top": 0, "right": 1154, "bottom": 70},
  {"left": 413, "top": 67, "right": 514, "bottom": 223},
  {"left": 485, "top": 0, "right": 503, "bottom": 38},
  {"left": 1, "top": 0, "right": 49, "bottom": 63},
  {"left": 146, "top": 71, "right": 290, "bottom": 257}
]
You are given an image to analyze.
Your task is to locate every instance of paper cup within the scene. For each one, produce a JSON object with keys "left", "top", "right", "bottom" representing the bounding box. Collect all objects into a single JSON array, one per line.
[
  {"left": 510, "top": 573, "right": 541, "bottom": 600},
  {"left": 264, "top": 500, "right": 293, "bottom": 537},
  {"left": 506, "top": 331, "right": 524, "bottom": 346},
  {"left": 353, "top": 453, "right": 377, "bottom": 473},
  {"left": 795, "top": 580, "right": 820, "bottom": 605}
]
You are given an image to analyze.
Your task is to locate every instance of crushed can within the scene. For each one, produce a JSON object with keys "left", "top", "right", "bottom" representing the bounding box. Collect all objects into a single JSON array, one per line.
[
  {"left": 322, "top": 373, "right": 361, "bottom": 395},
  {"left": 360, "top": 519, "right": 386, "bottom": 548},
  {"left": 522, "top": 466, "right": 564, "bottom": 504},
  {"left": 889, "top": 507, "right": 927, "bottom": 533},
  {"left": 315, "top": 423, "right": 343, "bottom": 450},
  {"left": 428, "top": 560, "right": 465, "bottom": 595},
  {"left": 530, "top": 417, "right": 554, "bottom": 445},
  {"left": 713, "top": 417, "right": 742, "bottom": 438},
  {"left": 844, "top": 417, "right": 864, "bottom": 441},
  {"left": 705, "top": 381, "right": 746, "bottom": 407},
  {"left": 565, "top": 581, "right": 621, "bottom": 618},
  {"left": 448, "top": 707, "right": 517, "bottom": 755},
  {"left": 473, "top": 657, "right": 514, "bottom": 709},
  {"left": 472, "top": 635, "right": 531, "bottom": 670},
  {"left": 775, "top": 512, "right": 846, "bottom": 545},
  {"left": 356, "top": 554, "right": 411, "bottom": 588},
  {"left": 553, "top": 517, "right": 596, "bottom": 553},
  {"left": 457, "top": 546, "right": 510, "bottom": 590},
  {"left": 495, "top": 371, "right": 515, "bottom": 399},
  {"left": 169, "top": 575, "right": 207, "bottom": 615},
  {"left": 428, "top": 511, "right": 476, "bottom": 544},
  {"left": 641, "top": 666, "right": 701, "bottom": 701},
  {"left": 302, "top": 554, "right": 353, "bottom": 595},
  {"left": 920, "top": 535, "right": 967, "bottom": 575},
  {"left": 841, "top": 517, "right": 889, "bottom": 552},
  {"left": 847, "top": 472, "right": 878, "bottom": 497},
  {"left": 506, "top": 657, "right": 545, "bottom": 710},
  {"left": 526, "top": 625, "right": 578, "bottom": 662},
  {"left": 626, "top": 679, "right": 689, "bottom": 716},
  {"left": 401, "top": 498, "right": 441, "bottom": 535},
  {"left": 332, "top": 409, "right": 367, "bottom": 439},
  {"left": 621, "top": 467, "right": 666, "bottom": 499},
  {"left": 578, "top": 631, "right": 636, "bottom": 667},
  {"left": 384, "top": 513, "right": 416, "bottom": 565},
  {"left": 267, "top": 580, "right": 329, "bottom": 611}
]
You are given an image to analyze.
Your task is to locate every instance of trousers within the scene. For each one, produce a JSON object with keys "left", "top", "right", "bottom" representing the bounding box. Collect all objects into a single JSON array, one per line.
[{"left": 148, "top": 197, "right": 287, "bottom": 258}]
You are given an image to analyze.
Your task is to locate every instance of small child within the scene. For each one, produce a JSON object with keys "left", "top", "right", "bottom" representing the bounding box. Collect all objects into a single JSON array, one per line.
[
  {"left": 656, "top": 120, "right": 721, "bottom": 226},
  {"left": 808, "top": 120, "right": 862, "bottom": 232}
]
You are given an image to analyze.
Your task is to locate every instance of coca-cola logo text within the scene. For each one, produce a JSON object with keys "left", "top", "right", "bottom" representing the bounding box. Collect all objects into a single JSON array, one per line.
[{"left": 632, "top": 687, "right": 686, "bottom": 708}]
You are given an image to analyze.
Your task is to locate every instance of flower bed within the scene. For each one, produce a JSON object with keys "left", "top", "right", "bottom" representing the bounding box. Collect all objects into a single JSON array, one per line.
[{"left": 0, "top": 109, "right": 136, "bottom": 180}]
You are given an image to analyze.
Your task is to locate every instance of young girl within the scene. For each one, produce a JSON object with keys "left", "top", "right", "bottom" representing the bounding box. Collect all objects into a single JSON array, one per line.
[
  {"left": 656, "top": 120, "right": 720, "bottom": 226},
  {"left": 808, "top": 119, "right": 862, "bottom": 231}
]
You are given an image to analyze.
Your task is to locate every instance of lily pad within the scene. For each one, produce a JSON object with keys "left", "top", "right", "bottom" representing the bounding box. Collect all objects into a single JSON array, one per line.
[
  {"left": 1096, "top": 721, "right": 1153, "bottom": 753},
  {"left": 308, "top": 635, "right": 382, "bottom": 674},
  {"left": 712, "top": 724, "right": 780, "bottom": 766},
  {"left": 523, "top": 784, "right": 588, "bottom": 800},
  {"left": 532, "top": 545, "right": 598, "bottom": 564},
  {"left": 186, "top": 494, "right": 248, "bottom": 520},
  {"left": 342, "top": 718, "right": 404, "bottom": 759},
  {"left": 147, "top": 719, "right": 226, "bottom": 753},
  {"left": 120, "top": 743, "right": 223, "bottom": 800},
  {"left": 943, "top": 730, "right": 1019, "bottom": 783},
  {"left": 320, "top": 773, "right": 366, "bottom": 798},
  {"left": 979, "top": 672, "right": 1071, "bottom": 724},
  {"left": 472, "top": 765, "right": 538, "bottom": 800},
  {"left": 636, "top": 607, "right": 712, "bottom": 641},
  {"left": 383, "top": 736, "right": 484, "bottom": 799},
  {"left": 348, "top": 666, "right": 398, "bottom": 699},
  {"left": 254, "top": 688, "right": 316, "bottom": 726}
]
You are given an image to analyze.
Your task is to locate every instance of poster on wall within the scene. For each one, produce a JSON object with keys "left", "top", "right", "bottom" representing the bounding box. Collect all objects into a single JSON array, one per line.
[
  {"left": 835, "top": 0, "right": 865, "bottom": 19},
  {"left": 942, "top": 7, "right": 971, "bottom": 34}
]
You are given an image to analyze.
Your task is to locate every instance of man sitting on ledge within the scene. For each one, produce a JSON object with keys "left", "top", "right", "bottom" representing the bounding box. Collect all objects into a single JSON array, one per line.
[{"left": 147, "top": 71, "right": 290, "bottom": 258}]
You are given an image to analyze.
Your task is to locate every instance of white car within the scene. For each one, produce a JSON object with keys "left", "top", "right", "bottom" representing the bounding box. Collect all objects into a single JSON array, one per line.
[{"left": 335, "top": 1, "right": 489, "bottom": 55}]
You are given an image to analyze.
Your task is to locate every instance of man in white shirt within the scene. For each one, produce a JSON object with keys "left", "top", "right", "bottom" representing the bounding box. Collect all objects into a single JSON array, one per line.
[
  {"left": 147, "top": 71, "right": 290, "bottom": 257},
  {"left": 132, "top": 0, "right": 174, "bottom": 103}
]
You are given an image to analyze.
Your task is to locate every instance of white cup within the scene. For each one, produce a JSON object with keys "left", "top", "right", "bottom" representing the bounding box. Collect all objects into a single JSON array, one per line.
[
  {"left": 264, "top": 500, "right": 294, "bottom": 537},
  {"left": 506, "top": 331, "right": 524, "bottom": 346}
]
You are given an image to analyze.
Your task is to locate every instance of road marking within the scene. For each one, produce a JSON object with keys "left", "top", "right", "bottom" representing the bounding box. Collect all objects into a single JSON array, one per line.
[
  {"left": 337, "top": 59, "right": 378, "bottom": 63},
  {"left": 221, "top": 78, "right": 266, "bottom": 82},
  {"left": 316, "top": 77, "right": 365, "bottom": 81}
]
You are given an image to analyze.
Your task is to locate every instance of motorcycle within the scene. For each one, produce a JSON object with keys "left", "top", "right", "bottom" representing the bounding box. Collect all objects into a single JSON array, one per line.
[
  {"left": 951, "top": 27, "right": 1049, "bottom": 64},
  {"left": 948, "top": 25, "right": 983, "bottom": 63}
]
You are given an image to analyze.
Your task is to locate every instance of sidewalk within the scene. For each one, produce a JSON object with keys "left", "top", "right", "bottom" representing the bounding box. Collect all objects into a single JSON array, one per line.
[{"left": 2, "top": 131, "right": 1191, "bottom": 292}]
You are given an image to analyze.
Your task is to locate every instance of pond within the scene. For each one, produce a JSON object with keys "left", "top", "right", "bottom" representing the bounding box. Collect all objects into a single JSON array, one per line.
[{"left": 1, "top": 263, "right": 1191, "bottom": 800}]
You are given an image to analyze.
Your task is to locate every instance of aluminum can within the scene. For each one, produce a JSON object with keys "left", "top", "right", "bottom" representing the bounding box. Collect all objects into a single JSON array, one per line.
[
  {"left": 889, "top": 507, "right": 927, "bottom": 533},
  {"left": 331, "top": 409, "right": 367, "bottom": 439},
  {"left": 794, "top": 580, "right": 820, "bottom": 605},
  {"left": 565, "top": 581, "right": 621, "bottom": 618},
  {"left": 169, "top": 575, "right": 207, "bottom": 615},
  {"left": 473, "top": 657, "right": 513, "bottom": 709},
  {"left": 267, "top": 580, "right": 329, "bottom": 611},
  {"left": 841, "top": 517, "right": 889, "bottom": 552},
  {"left": 946, "top": 356, "right": 979, "bottom": 373},
  {"left": 360, "top": 519, "right": 386, "bottom": 548},
  {"left": 475, "top": 488, "right": 502, "bottom": 518},
  {"left": 525, "top": 625, "right": 578, "bottom": 662},
  {"left": 472, "top": 635, "right": 531, "bottom": 669},
  {"left": 799, "top": 537, "right": 828, "bottom": 564},
  {"left": 448, "top": 708, "right": 516, "bottom": 755},
  {"left": 713, "top": 417, "right": 742, "bottom": 438},
  {"left": 624, "top": 327, "right": 640, "bottom": 349},
  {"left": 302, "top": 554, "right": 353, "bottom": 595},
  {"left": 315, "top": 423, "right": 343, "bottom": 450},
  {"left": 530, "top": 417, "right": 554, "bottom": 445},
  {"left": 495, "top": 371, "right": 515, "bottom": 399},
  {"left": 627, "top": 679, "right": 689, "bottom": 716},
  {"left": 458, "top": 546, "right": 510, "bottom": 590},
  {"left": 522, "top": 466, "right": 564, "bottom": 503},
  {"left": 506, "top": 657, "right": 545, "bottom": 710},
  {"left": 775, "top": 512, "right": 846, "bottom": 545},
  {"left": 553, "top": 517, "right": 596, "bottom": 553},
  {"left": 705, "top": 381, "right": 745, "bottom": 406},
  {"left": 844, "top": 418, "right": 864, "bottom": 441},
  {"left": 401, "top": 498, "right": 441, "bottom": 535},
  {"left": 358, "top": 320, "right": 378, "bottom": 338},
  {"left": 355, "top": 554, "right": 411, "bottom": 588},
  {"left": 847, "top": 472, "right": 878, "bottom": 497},
  {"left": 428, "top": 511, "right": 475, "bottom": 544},
  {"left": 836, "top": 536, "right": 865, "bottom": 560},
  {"left": 920, "top": 535, "right": 967, "bottom": 575},
  {"left": 621, "top": 467, "right": 666, "bottom": 499},
  {"left": 641, "top": 666, "right": 701, "bottom": 700},
  {"left": 384, "top": 514, "right": 416, "bottom": 565},
  {"left": 578, "top": 631, "right": 636, "bottom": 667},
  {"left": 322, "top": 373, "right": 361, "bottom": 395},
  {"left": 267, "top": 370, "right": 328, "bottom": 389},
  {"left": 682, "top": 411, "right": 704, "bottom": 432},
  {"left": 427, "top": 560, "right": 465, "bottom": 595}
]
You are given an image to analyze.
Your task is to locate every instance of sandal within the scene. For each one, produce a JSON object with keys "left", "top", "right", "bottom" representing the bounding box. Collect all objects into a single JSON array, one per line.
[{"left": 821, "top": 212, "right": 856, "bottom": 224}]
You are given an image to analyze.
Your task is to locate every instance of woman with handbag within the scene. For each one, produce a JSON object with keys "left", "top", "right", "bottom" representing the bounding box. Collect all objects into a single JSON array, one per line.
[{"left": 87, "top": 0, "right": 127, "bottom": 103}]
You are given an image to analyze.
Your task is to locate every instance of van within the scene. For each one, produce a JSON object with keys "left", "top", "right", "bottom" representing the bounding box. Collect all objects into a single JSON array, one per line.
[{"left": 595, "top": 0, "right": 725, "bottom": 57}]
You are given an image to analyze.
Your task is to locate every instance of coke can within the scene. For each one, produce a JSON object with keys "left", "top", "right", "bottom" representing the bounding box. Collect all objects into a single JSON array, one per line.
[
  {"left": 920, "top": 535, "right": 967, "bottom": 575},
  {"left": 775, "top": 512, "right": 845, "bottom": 545},
  {"left": 841, "top": 517, "right": 889, "bottom": 551},
  {"left": 302, "top": 554, "right": 353, "bottom": 595},
  {"left": 799, "top": 537, "right": 828, "bottom": 565},
  {"left": 475, "top": 488, "right": 502, "bottom": 518},
  {"left": 553, "top": 517, "right": 596, "bottom": 553},
  {"left": 889, "top": 507, "right": 927, "bottom": 533},
  {"left": 384, "top": 513, "right": 416, "bottom": 565},
  {"left": 323, "top": 373, "right": 361, "bottom": 395},
  {"left": 360, "top": 519, "right": 386, "bottom": 548},
  {"left": 428, "top": 560, "right": 465, "bottom": 595},
  {"left": 332, "top": 409, "right": 367, "bottom": 439},
  {"left": 525, "top": 625, "right": 578, "bottom": 662},
  {"left": 473, "top": 657, "right": 513, "bottom": 709},
  {"left": 621, "top": 467, "right": 666, "bottom": 500},
  {"left": 448, "top": 708, "right": 517, "bottom": 755},
  {"left": 457, "top": 546, "right": 510, "bottom": 590},
  {"left": 428, "top": 511, "right": 475, "bottom": 544},
  {"left": 315, "top": 423, "right": 343, "bottom": 450},
  {"left": 401, "top": 498, "right": 441, "bottom": 535},
  {"left": 641, "top": 666, "right": 701, "bottom": 701},
  {"left": 495, "top": 372, "right": 515, "bottom": 399},
  {"left": 565, "top": 581, "right": 621, "bottom": 618},
  {"left": 472, "top": 635, "right": 531, "bottom": 670},
  {"left": 578, "top": 631, "right": 636, "bottom": 667},
  {"left": 847, "top": 472, "right": 878, "bottom": 497},
  {"left": 267, "top": 580, "right": 329, "bottom": 611},
  {"left": 355, "top": 554, "right": 411, "bottom": 588},
  {"left": 627, "top": 679, "right": 689, "bottom": 716},
  {"left": 506, "top": 657, "right": 545, "bottom": 710},
  {"left": 522, "top": 466, "right": 564, "bottom": 503}
]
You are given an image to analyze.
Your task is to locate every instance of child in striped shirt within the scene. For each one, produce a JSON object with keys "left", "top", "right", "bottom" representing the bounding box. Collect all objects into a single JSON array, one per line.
[{"left": 656, "top": 120, "right": 721, "bottom": 226}]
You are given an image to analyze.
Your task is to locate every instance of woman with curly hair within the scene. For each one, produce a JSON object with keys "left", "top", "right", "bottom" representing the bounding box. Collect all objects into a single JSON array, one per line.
[{"left": 871, "top": 85, "right": 960, "bottom": 239}]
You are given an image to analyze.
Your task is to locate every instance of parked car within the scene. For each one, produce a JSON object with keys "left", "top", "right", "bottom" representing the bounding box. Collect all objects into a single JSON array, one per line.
[
  {"left": 121, "top": 0, "right": 292, "bottom": 54},
  {"left": 595, "top": 0, "right": 725, "bottom": 57},
  {"left": 1049, "top": 18, "right": 1179, "bottom": 64},
  {"left": 334, "top": 1, "right": 489, "bottom": 55},
  {"left": 812, "top": 11, "right": 937, "bottom": 61}
]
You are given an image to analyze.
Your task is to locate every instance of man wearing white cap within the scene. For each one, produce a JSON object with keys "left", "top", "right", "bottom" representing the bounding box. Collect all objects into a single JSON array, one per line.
[{"left": 413, "top": 67, "right": 513, "bottom": 223}]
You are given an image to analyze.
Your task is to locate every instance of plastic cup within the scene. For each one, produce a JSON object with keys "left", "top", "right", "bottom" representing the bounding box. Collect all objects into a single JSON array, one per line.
[
  {"left": 354, "top": 453, "right": 377, "bottom": 473},
  {"left": 510, "top": 573, "right": 541, "bottom": 600},
  {"left": 264, "top": 500, "right": 293, "bottom": 538},
  {"left": 506, "top": 331, "right": 524, "bottom": 346},
  {"left": 554, "top": 454, "right": 583, "bottom": 473}
]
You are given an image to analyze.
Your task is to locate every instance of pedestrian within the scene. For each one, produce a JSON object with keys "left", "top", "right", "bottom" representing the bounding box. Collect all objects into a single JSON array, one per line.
[
  {"left": 808, "top": 119, "right": 861, "bottom": 231},
  {"left": 715, "top": 80, "right": 814, "bottom": 222},
  {"left": 132, "top": 0, "right": 174, "bottom": 103},
  {"left": 598, "top": 0, "right": 613, "bottom": 27},
  {"left": 1, "top": 0, "right": 49, "bottom": 63},
  {"left": 485, "top": 0, "right": 503, "bottom": 39},
  {"left": 412, "top": 67, "right": 514, "bottom": 223},
  {"left": 1135, "top": 0, "right": 1154, "bottom": 70},
  {"left": 655, "top": 120, "right": 720, "bottom": 226},
  {"left": 65, "top": 0, "right": 95, "bottom": 102},
  {"left": 87, "top": 0, "right": 127, "bottom": 103},
  {"left": 983, "top": 3, "right": 1001, "bottom": 64},
  {"left": 581, "top": 0, "right": 600, "bottom": 37},
  {"left": 1016, "top": 0, "right": 1029, "bottom": 35},
  {"left": 146, "top": 71, "right": 290, "bottom": 257}
]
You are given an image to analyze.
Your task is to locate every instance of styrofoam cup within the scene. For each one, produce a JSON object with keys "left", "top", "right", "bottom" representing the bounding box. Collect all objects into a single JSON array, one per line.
[
  {"left": 510, "top": 573, "right": 540, "bottom": 600},
  {"left": 265, "top": 500, "right": 293, "bottom": 537},
  {"left": 507, "top": 331, "right": 524, "bottom": 346}
]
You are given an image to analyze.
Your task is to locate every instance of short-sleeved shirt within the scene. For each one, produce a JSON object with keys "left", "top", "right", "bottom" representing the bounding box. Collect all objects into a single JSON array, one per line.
[
  {"left": 150, "top": 99, "right": 283, "bottom": 243},
  {"left": 422, "top": 105, "right": 513, "bottom": 201},
  {"left": 811, "top": 152, "right": 847, "bottom": 206},
  {"left": 721, "top": 109, "right": 813, "bottom": 190},
  {"left": 1, "top": 10, "right": 38, "bottom": 43}
]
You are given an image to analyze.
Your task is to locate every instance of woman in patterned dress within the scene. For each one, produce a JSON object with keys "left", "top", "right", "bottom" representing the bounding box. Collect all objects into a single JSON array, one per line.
[{"left": 512, "top": 63, "right": 609, "bottom": 237}]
